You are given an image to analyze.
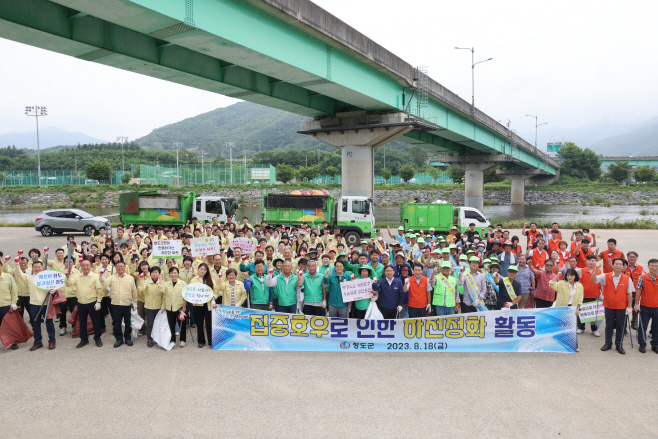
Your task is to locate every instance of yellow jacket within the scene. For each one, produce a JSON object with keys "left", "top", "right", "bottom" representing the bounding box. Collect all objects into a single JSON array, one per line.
[
  {"left": 101, "top": 273, "right": 137, "bottom": 306},
  {"left": 0, "top": 272, "right": 18, "bottom": 306},
  {"left": 65, "top": 271, "right": 104, "bottom": 305},
  {"left": 138, "top": 278, "right": 165, "bottom": 310},
  {"left": 218, "top": 281, "right": 247, "bottom": 307},
  {"left": 164, "top": 279, "right": 187, "bottom": 312},
  {"left": 223, "top": 260, "right": 245, "bottom": 282},
  {"left": 178, "top": 267, "right": 196, "bottom": 285},
  {"left": 549, "top": 280, "right": 584, "bottom": 308},
  {"left": 60, "top": 268, "right": 79, "bottom": 298},
  {"left": 12, "top": 268, "right": 51, "bottom": 305},
  {"left": 47, "top": 258, "right": 67, "bottom": 272},
  {"left": 189, "top": 276, "right": 220, "bottom": 310},
  {"left": 4, "top": 264, "right": 30, "bottom": 297}
]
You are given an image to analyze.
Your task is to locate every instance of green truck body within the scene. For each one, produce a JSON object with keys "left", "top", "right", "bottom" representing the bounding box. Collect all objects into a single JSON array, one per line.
[
  {"left": 262, "top": 193, "right": 335, "bottom": 226},
  {"left": 119, "top": 191, "right": 198, "bottom": 226},
  {"left": 400, "top": 202, "right": 490, "bottom": 237}
]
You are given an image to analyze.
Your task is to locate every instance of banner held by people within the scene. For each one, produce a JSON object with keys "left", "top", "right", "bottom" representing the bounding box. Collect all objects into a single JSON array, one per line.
[
  {"left": 152, "top": 239, "right": 182, "bottom": 259},
  {"left": 211, "top": 306, "right": 577, "bottom": 353},
  {"left": 190, "top": 236, "right": 220, "bottom": 257},
  {"left": 32, "top": 270, "right": 66, "bottom": 291},
  {"left": 230, "top": 237, "right": 256, "bottom": 254},
  {"left": 340, "top": 278, "right": 374, "bottom": 302},
  {"left": 578, "top": 300, "right": 605, "bottom": 323},
  {"left": 182, "top": 284, "right": 214, "bottom": 305}
]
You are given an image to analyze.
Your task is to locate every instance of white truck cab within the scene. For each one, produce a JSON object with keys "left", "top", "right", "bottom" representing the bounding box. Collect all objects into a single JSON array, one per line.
[
  {"left": 458, "top": 207, "right": 490, "bottom": 236},
  {"left": 192, "top": 196, "right": 238, "bottom": 224},
  {"left": 335, "top": 196, "right": 376, "bottom": 246}
]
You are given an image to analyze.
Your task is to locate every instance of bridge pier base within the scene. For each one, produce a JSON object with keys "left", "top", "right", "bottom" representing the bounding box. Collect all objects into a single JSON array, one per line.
[
  {"left": 496, "top": 169, "right": 559, "bottom": 205},
  {"left": 442, "top": 155, "right": 509, "bottom": 212}
]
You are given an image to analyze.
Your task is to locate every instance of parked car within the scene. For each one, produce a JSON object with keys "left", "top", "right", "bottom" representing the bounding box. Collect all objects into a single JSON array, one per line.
[{"left": 35, "top": 209, "right": 111, "bottom": 237}]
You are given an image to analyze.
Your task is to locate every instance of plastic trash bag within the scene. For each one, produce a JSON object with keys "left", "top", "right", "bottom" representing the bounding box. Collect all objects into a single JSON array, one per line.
[
  {"left": 365, "top": 301, "right": 384, "bottom": 320},
  {"left": 123, "top": 308, "right": 144, "bottom": 339},
  {"left": 0, "top": 308, "right": 33, "bottom": 349},
  {"left": 151, "top": 310, "right": 174, "bottom": 351}
]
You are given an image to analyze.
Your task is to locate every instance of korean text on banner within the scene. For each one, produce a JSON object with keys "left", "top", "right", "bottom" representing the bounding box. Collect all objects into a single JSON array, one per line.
[
  {"left": 578, "top": 300, "right": 605, "bottom": 323},
  {"left": 230, "top": 237, "right": 256, "bottom": 254},
  {"left": 152, "top": 240, "right": 182, "bottom": 259},
  {"left": 190, "top": 237, "right": 220, "bottom": 257},
  {"left": 182, "top": 284, "right": 214, "bottom": 305},
  {"left": 32, "top": 270, "right": 66, "bottom": 291},
  {"left": 211, "top": 306, "right": 577, "bottom": 353},
  {"left": 340, "top": 278, "right": 374, "bottom": 302}
]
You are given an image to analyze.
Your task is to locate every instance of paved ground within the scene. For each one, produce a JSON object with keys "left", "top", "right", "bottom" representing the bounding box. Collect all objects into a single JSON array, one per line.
[{"left": 1, "top": 227, "right": 657, "bottom": 438}]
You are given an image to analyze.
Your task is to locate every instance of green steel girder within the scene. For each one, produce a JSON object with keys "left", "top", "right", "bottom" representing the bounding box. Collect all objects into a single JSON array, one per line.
[{"left": 0, "top": 0, "right": 558, "bottom": 175}]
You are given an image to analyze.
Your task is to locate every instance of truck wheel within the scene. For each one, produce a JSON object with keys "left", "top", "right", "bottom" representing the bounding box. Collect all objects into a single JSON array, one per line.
[{"left": 344, "top": 232, "right": 360, "bottom": 247}]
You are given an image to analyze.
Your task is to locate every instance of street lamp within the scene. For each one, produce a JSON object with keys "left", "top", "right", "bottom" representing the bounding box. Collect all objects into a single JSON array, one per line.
[
  {"left": 173, "top": 142, "right": 183, "bottom": 187},
  {"left": 455, "top": 47, "right": 492, "bottom": 114},
  {"left": 226, "top": 142, "right": 236, "bottom": 185},
  {"left": 25, "top": 106, "right": 47, "bottom": 186},
  {"left": 525, "top": 115, "right": 548, "bottom": 149},
  {"left": 199, "top": 148, "right": 207, "bottom": 184},
  {"left": 116, "top": 136, "right": 128, "bottom": 173}
]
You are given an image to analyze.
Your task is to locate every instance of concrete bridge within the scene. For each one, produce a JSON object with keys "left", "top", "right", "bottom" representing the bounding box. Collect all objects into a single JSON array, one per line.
[{"left": 0, "top": 0, "right": 559, "bottom": 210}]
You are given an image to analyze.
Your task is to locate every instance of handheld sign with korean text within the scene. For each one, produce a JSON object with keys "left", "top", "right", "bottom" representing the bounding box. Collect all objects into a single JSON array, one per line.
[{"left": 33, "top": 270, "right": 66, "bottom": 291}]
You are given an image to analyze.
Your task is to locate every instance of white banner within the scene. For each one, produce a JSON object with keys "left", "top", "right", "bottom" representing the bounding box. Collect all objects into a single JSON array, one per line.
[
  {"left": 32, "top": 269, "right": 66, "bottom": 291},
  {"left": 191, "top": 236, "right": 220, "bottom": 257},
  {"left": 152, "top": 240, "right": 182, "bottom": 259},
  {"left": 182, "top": 284, "right": 214, "bottom": 305},
  {"left": 578, "top": 300, "right": 605, "bottom": 323},
  {"left": 230, "top": 237, "right": 256, "bottom": 254},
  {"left": 340, "top": 277, "right": 374, "bottom": 302}
]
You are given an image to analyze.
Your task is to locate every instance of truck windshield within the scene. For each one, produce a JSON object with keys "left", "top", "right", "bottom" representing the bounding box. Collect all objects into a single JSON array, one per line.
[
  {"left": 352, "top": 200, "right": 369, "bottom": 215},
  {"left": 464, "top": 210, "right": 486, "bottom": 223},
  {"left": 224, "top": 199, "right": 236, "bottom": 217},
  {"left": 205, "top": 200, "right": 222, "bottom": 215}
]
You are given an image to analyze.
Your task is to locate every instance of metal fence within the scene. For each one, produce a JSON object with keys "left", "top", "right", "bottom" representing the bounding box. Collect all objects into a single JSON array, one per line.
[
  {"left": 133, "top": 163, "right": 277, "bottom": 186},
  {"left": 310, "top": 171, "right": 453, "bottom": 185},
  {"left": 0, "top": 170, "right": 116, "bottom": 186}
]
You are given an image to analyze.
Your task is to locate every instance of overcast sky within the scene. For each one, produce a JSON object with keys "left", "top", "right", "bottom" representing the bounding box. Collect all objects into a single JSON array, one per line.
[{"left": 1, "top": 0, "right": 657, "bottom": 147}]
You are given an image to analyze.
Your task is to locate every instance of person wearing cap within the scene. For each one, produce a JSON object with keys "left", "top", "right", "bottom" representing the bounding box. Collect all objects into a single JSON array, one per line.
[
  {"left": 486, "top": 239, "right": 502, "bottom": 260},
  {"left": 495, "top": 264, "right": 522, "bottom": 309},
  {"left": 440, "top": 248, "right": 455, "bottom": 272},
  {"left": 412, "top": 237, "right": 428, "bottom": 262},
  {"left": 592, "top": 257, "right": 634, "bottom": 354},
  {"left": 352, "top": 265, "right": 377, "bottom": 319},
  {"left": 458, "top": 256, "right": 487, "bottom": 313},
  {"left": 634, "top": 258, "right": 658, "bottom": 354},
  {"left": 387, "top": 226, "right": 406, "bottom": 245},
  {"left": 483, "top": 258, "right": 500, "bottom": 310},
  {"left": 498, "top": 240, "right": 518, "bottom": 277},
  {"left": 394, "top": 252, "right": 411, "bottom": 279},
  {"left": 457, "top": 233, "right": 470, "bottom": 255},
  {"left": 427, "top": 227, "right": 436, "bottom": 240},
  {"left": 380, "top": 251, "right": 390, "bottom": 267},
  {"left": 322, "top": 260, "right": 353, "bottom": 318},
  {"left": 433, "top": 261, "right": 460, "bottom": 315},
  {"left": 446, "top": 225, "right": 459, "bottom": 245}
]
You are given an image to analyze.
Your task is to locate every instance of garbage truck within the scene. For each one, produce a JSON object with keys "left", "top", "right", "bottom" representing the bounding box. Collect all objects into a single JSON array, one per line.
[
  {"left": 119, "top": 191, "right": 237, "bottom": 226},
  {"left": 400, "top": 201, "right": 490, "bottom": 237},
  {"left": 262, "top": 192, "right": 375, "bottom": 247}
]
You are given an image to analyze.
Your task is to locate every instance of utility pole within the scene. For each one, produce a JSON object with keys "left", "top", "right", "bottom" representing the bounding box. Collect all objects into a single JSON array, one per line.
[
  {"left": 242, "top": 138, "right": 247, "bottom": 184},
  {"left": 226, "top": 142, "right": 236, "bottom": 185},
  {"left": 525, "top": 115, "right": 548, "bottom": 149},
  {"left": 116, "top": 136, "right": 128, "bottom": 172},
  {"left": 173, "top": 142, "right": 183, "bottom": 187},
  {"left": 25, "top": 106, "right": 47, "bottom": 186},
  {"left": 259, "top": 141, "right": 261, "bottom": 153},
  {"left": 200, "top": 148, "right": 207, "bottom": 184},
  {"left": 454, "top": 47, "right": 492, "bottom": 114}
]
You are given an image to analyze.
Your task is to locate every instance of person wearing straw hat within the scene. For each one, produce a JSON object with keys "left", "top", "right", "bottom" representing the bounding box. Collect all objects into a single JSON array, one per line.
[
  {"left": 458, "top": 256, "right": 487, "bottom": 313},
  {"left": 447, "top": 225, "right": 459, "bottom": 245},
  {"left": 495, "top": 264, "right": 522, "bottom": 310},
  {"left": 353, "top": 265, "right": 376, "bottom": 319},
  {"left": 432, "top": 261, "right": 459, "bottom": 316}
]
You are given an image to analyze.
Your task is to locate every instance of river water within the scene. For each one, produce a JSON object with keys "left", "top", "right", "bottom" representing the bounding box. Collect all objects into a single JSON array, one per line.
[{"left": 2, "top": 203, "right": 655, "bottom": 226}]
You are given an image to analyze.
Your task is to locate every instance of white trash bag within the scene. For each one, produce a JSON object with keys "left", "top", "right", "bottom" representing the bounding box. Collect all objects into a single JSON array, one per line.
[
  {"left": 122, "top": 308, "right": 145, "bottom": 339},
  {"left": 364, "top": 301, "right": 384, "bottom": 320},
  {"left": 151, "top": 310, "right": 175, "bottom": 351}
]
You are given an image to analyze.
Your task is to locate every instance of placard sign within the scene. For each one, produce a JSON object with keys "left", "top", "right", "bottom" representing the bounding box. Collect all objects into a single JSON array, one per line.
[
  {"left": 152, "top": 240, "right": 182, "bottom": 259},
  {"left": 190, "top": 236, "right": 220, "bottom": 257},
  {"left": 340, "top": 277, "right": 374, "bottom": 302},
  {"left": 578, "top": 300, "right": 605, "bottom": 323},
  {"left": 181, "top": 284, "right": 214, "bottom": 305},
  {"left": 32, "top": 270, "right": 66, "bottom": 291},
  {"left": 230, "top": 237, "right": 256, "bottom": 254}
]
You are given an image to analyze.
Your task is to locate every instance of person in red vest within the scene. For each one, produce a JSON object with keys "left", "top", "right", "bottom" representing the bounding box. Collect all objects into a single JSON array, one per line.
[
  {"left": 625, "top": 251, "right": 644, "bottom": 330},
  {"left": 522, "top": 222, "right": 539, "bottom": 251},
  {"left": 526, "top": 239, "right": 549, "bottom": 270},
  {"left": 635, "top": 258, "right": 658, "bottom": 354},
  {"left": 592, "top": 257, "right": 634, "bottom": 354},
  {"left": 598, "top": 238, "right": 624, "bottom": 274},
  {"left": 547, "top": 229, "right": 561, "bottom": 254},
  {"left": 407, "top": 263, "right": 433, "bottom": 318},
  {"left": 575, "top": 254, "right": 602, "bottom": 336},
  {"left": 574, "top": 238, "right": 597, "bottom": 269}
]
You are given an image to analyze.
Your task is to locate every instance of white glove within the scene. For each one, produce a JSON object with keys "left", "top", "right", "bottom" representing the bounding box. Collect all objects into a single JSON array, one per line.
[
  {"left": 425, "top": 304, "right": 432, "bottom": 312},
  {"left": 94, "top": 302, "right": 101, "bottom": 311},
  {"left": 211, "top": 299, "right": 216, "bottom": 308},
  {"left": 634, "top": 303, "right": 641, "bottom": 312},
  {"left": 10, "top": 303, "right": 17, "bottom": 311},
  {"left": 131, "top": 303, "right": 137, "bottom": 311},
  {"left": 504, "top": 302, "right": 513, "bottom": 309},
  {"left": 322, "top": 300, "right": 327, "bottom": 309},
  {"left": 625, "top": 307, "right": 632, "bottom": 316},
  {"left": 473, "top": 298, "right": 480, "bottom": 307},
  {"left": 397, "top": 306, "right": 403, "bottom": 312}
]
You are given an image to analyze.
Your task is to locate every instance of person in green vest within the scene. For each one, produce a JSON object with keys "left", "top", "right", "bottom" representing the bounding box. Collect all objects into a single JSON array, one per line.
[
  {"left": 296, "top": 259, "right": 324, "bottom": 316},
  {"left": 496, "top": 264, "right": 522, "bottom": 309},
  {"left": 346, "top": 253, "right": 369, "bottom": 276},
  {"left": 318, "top": 254, "right": 334, "bottom": 278},
  {"left": 433, "top": 261, "right": 460, "bottom": 316},
  {"left": 244, "top": 260, "right": 271, "bottom": 311},
  {"left": 266, "top": 260, "right": 298, "bottom": 314},
  {"left": 456, "top": 254, "right": 468, "bottom": 304},
  {"left": 354, "top": 265, "right": 376, "bottom": 319},
  {"left": 322, "top": 259, "right": 352, "bottom": 318}
]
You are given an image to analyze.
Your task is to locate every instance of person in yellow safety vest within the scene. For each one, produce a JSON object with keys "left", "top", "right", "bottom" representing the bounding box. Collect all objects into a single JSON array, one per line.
[{"left": 432, "top": 261, "right": 460, "bottom": 316}]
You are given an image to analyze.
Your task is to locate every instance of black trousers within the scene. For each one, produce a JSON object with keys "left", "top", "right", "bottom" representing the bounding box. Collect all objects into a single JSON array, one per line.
[
  {"left": 408, "top": 307, "right": 427, "bottom": 318},
  {"left": 251, "top": 304, "right": 270, "bottom": 311},
  {"left": 100, "top": 296, "right": 112, "bottom": 329},
  {"left": 167, "top": 310, "right": 186, "bottom": 343},
  {"left": 0, "top": 305, "right": 9, "bottom": 327},
  {"left": 577, "top": 297, "right": 599, "bottom": 330},
  {"left": 303, "top": 305, "right": 323, "bottom": 316},
  {"left": 112, "top": 305, "right": 132, "bottom": 341},
  {"left": 535, "top": 298, "right": 554, "bottom": 309},
  {"left": 379, "top": 307, "right": 398, "bottom": 319},
  {"left": 17, "top": 296, "right": 31, "bottom": 327},
  {"left": 460, "top": 303, "right": 476, "bottom": 314},
  {"left": 604, "top": 307, "right": 625, "bottom": 347},
  {"left": 59, "top": 297, "right": 78, "bottom": 329},
  {"left": 193, "top": 306, "right": 212, "bottom": 346},
  {"left": 78, "top": 302, "right": 102, "bottom": 343},
  {"left": 354, "top": 308, "right": 367, "bottom": 319}
]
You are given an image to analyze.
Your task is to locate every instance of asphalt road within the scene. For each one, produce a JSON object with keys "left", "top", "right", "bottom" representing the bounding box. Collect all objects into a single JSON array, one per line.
[{"left": 1, "top": 227, "right": 657, "bottom": 438}]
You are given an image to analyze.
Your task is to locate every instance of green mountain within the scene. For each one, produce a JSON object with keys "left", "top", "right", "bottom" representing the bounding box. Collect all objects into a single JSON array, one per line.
[
  {"left": 134, "top": 101, "right": 408, "bottom": 159},
  {"left": 588, "top": 121, "right": 658, "bottom": 157}
]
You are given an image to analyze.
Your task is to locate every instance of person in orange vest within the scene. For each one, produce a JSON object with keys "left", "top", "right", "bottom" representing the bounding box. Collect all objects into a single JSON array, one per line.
[
  {"left": 574, "top": 254, "right": 602, "bottom": 336},
  {"left": 635, "top": 258, "right": 658, "bottom": 354},
  {"left": 522, "top": 222, "right": 539, "bottom": 251},
  {"left": 547, "top": 229, "right": 561, "bottom": 254},
  {"left": 625, "top": 251, "right": 644, "bottom": 330},
  {"left": 407, "top": 263, "right": 434, "bottom": 318},
  {"left": 598, "top": 238, "right": 624, "bottom": 274},
  {"left": 592, "top": 257, "right": 634, "bottom": 354},
  {"left": 526, "top": 239, "right": 549, "bottom": 269},
  {"left": 574, "top": 238, "right": 597, "bottom": 269}
]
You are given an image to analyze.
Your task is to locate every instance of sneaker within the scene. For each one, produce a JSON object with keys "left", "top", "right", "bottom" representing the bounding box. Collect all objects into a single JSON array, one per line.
[
  {"left": 54, "top": 316, "right": 60, "bottom": 322},
  {"left": 48, "top": 342, "right": 56, "bottom": 350},
  {"left": 59, "top": 327, "right": 67, "bottom": 336},
  {"left": 577, "top": 329, "right": 584, "bottom": 334},
  {"left": 576, "top": 348, "right": 580, "bottom": 352},
  {"left": 593, "top": 330, "right": 600, "bottom": 337},
  {"left": 29, "top": 343, "right": 43, "bottom": 351}
]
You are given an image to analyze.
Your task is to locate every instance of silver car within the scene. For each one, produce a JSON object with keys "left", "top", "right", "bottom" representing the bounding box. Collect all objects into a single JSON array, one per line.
[{"left": 35, "top": 209, "right": 112, "bottom": 237}]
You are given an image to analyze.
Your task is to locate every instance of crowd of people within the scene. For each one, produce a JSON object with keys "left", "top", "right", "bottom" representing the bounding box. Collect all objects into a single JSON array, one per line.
[{"left": 0, "top": 217, "right": 655, "bottom": 355}]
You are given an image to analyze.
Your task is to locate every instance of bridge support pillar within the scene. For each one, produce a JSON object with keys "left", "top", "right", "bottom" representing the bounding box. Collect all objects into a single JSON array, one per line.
[
  {"left": 442, "top": 155, "right": 509, "bottom": 212},
  {"left": 298, "top": 112, "right": 415, "bottom": 197},
  {"left": 496, "top": 169, "right": 559, "bottom": 205}
]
